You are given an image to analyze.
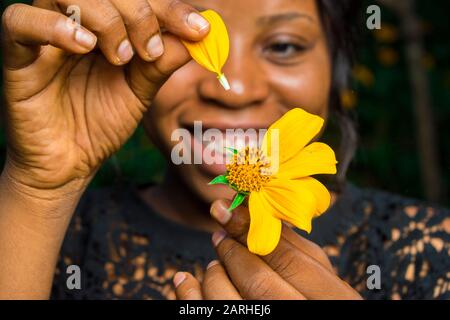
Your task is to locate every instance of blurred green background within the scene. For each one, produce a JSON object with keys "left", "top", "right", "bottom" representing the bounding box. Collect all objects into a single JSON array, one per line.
[{"left": 1, "top": 0, "right": 449, "bottom": 205}]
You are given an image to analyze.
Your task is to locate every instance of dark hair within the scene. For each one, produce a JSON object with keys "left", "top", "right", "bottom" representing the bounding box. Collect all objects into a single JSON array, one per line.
[{"left": 317, "top": 0, "right": 361, "bottom": 191}]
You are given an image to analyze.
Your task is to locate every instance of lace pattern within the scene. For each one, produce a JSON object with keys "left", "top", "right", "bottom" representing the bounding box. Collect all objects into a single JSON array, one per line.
[{"left": 52, "top": 184, "right": 450, "bottom": 300}]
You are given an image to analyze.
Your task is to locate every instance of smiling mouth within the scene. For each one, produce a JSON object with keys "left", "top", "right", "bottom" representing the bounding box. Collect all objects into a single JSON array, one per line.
[
  {"left": 185, "top": 125, "right": 264, "bottom": 151},
  {"left": 182, "top": 123, "right": 268, "bottom": 177}
]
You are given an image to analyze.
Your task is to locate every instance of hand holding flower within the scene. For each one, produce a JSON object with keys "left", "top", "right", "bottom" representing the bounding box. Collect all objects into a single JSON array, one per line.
[{"left": 174, "top": 200, "right": 362, "bottom": 300}]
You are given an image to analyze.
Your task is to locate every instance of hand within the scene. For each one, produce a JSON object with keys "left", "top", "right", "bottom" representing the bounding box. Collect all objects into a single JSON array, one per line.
[
  {"left": 1, "top": 0, "right": 209, "bottom": 193},
  {"left": 174, "top": 200, "right": 363, "bottom": 300}
]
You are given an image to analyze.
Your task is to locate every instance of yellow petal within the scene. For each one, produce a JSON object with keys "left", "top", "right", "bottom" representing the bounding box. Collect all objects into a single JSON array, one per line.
[
  {"left": 296, "top": 177, "right": 331, "bottom": 216},
  {"left": 261, "top": 108, "right": 324, "bottom": 166},
  {"left": 276, "top": 142, "right": 337, "bottom": 180},
  {"left": 248, "top": 192, "right": 282, "bottom": 256},
  {"left": 262, "top": 178, "right": 330, "bottom": 232},
  {"left": 181, "top": 10, "right": 229, "bottom": 89}
]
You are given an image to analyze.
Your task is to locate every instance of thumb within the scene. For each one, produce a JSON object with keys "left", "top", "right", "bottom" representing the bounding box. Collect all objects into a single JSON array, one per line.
[{"left": 127, "top": 33, "right": 191, "bottom": 106}]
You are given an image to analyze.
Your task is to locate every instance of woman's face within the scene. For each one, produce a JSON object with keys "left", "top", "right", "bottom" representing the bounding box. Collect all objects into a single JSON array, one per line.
[{"left": 143, "top": 0, "right": 331, "bottom": 203}]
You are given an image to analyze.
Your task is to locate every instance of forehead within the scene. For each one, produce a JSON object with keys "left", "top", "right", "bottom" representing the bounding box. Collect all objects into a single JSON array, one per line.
[{"left": 185, "top": 0, "right": 320, "bottom": 27}]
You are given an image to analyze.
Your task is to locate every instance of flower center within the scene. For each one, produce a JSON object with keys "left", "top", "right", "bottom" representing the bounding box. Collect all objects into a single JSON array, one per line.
[{"left": 226, "top": 147, "right": 273, "bottom": 193}]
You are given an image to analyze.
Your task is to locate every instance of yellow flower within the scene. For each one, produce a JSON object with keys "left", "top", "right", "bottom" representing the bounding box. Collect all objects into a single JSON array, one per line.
[
  {"left": 182, "top": 10, "right": 230, "bottom": 90},
  {"left": 209, "top": 108, "right": 337, "bottom": 256}
]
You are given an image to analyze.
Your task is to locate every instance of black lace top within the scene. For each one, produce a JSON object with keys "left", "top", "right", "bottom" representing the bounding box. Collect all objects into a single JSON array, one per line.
[{"left": 51, "top": 183, "right": 450, "bottom": 300}]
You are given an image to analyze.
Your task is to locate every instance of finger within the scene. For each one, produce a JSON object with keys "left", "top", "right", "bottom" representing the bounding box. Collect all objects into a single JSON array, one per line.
[
  {"left": 126, "top": 33, "right": 191, "bottom": 106},
  {"left": 210, "top": 199, "right": 334, "bottom": 272},
  {"left": 174, "top": 272, "right": 203, "bottom": 300},
  {"left": 2, "top": 4, "right": 97, "bottom": 69},
  {"left": 212, "top": 232, "right": 305, "bottom": 300},
  {"left": 210, "top": 200, "right": 359, "bottom": 299},
  {"left": 202, "top": 260, "right": 242, "bottom": 300},
  {"left": 150, "top": 0, "right": 210, "bottom": 40},
  {"left": 211, "top": 201, "right": 360, "bottom": 299},
  {"left": 264, "top": 237, "right": 362, "bottom": 299},
  {"left": 109, "top": 0, "right": 163, "bottom": 61},
  {"left": 281, "top": 225, "right": 334, "bottom": 272},
  {"left": 37, "top": 0, "right": 132, "bottom": 65}
]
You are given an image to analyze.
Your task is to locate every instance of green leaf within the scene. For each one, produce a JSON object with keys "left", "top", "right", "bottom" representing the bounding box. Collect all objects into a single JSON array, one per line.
[
  {"left": 208, "top": 175, "right": 229, "bottom": 185},
  {"left": 225, "top": 147, "right": 238, "bottom": 155},
  {"left": 228, "top": 193, "right": 247, "bottom": 212}
]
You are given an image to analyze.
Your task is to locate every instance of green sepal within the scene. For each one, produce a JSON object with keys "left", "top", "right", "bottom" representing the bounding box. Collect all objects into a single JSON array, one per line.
[
  {"left": 228, "top": 183, "right": 249, "bottom": 195},
  {"left": 208, "top": 175, "right": 229, "bottom": 185},
  {"left": 225, "top": 147, "right": 238, "bottom": 155},
  {"left": 228, "top": 193, "right": 247, "bottom": 212}
]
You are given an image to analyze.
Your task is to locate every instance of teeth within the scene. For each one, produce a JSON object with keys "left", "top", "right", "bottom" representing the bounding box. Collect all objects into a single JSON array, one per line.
[
  {"left": 195, "top": 130, "right": 260, "bottom": 156},
  {"left": 198, "top": 136, "right": 226, "bottom": 157},
  {"left": 212, "top": 141, "right": 225, "bottom": 156},
  {"left": 230, "top": 136, "right": 245, "bottom": 150}
]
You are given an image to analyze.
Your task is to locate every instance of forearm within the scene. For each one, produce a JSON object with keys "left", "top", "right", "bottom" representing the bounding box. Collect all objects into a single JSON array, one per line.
[{"left": 0, "top": 168, "right": 88, "bottom": 299}]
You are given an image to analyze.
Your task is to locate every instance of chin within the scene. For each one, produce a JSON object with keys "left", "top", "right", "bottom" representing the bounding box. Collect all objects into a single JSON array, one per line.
[{"left": 183, "top": 167, "right": 235, "bottom": 204}]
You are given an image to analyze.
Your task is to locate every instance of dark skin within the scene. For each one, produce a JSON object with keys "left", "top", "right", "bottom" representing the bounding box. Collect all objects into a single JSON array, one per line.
[
  {"left": 0, "top": 0, "right": 361, "bottom": 299},
  {"left": 144, "top": 0, "right": 360, "bottom": 299},
  {"left": 175, "top": 199, "right": 361, "bottom": 299},
  {"left": 143, "top": 0, "right": 331, "bottom": 208}
]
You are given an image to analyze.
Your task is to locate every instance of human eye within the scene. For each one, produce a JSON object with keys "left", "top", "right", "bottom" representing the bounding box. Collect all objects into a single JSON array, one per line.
[{"left": 262, "top": 34, "right": 309, "bottom": 65}]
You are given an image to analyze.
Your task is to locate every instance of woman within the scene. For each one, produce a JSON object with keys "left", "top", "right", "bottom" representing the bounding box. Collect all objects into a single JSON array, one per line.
[{"left": 0, "top": 0, "right": 448, "bottom": 300}]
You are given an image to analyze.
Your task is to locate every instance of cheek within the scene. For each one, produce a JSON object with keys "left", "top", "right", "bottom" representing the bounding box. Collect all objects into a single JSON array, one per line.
[
  {"left": 144, "top": 62, "right": 202, "bottom": 147},
  {"left": 151, "top": 62, "right": 200, "bottom": 117},
  {"left": 269, "top": 43, "right": 331, "bottom": 119}
]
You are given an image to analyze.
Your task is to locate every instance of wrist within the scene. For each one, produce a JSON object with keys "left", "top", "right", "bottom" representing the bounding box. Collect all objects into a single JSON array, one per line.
[
  {"left": 0, "top": 163, "right": 91, "bottom": 235},
  {"left": 0, "top": 159, "right": 93, "bottom": 205},
  {"left": 0, "top": 165, "right": 90, "bottom": 299}
]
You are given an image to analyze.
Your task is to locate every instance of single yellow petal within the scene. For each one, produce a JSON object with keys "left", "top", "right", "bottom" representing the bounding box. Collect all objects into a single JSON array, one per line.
[
  {"left": 248, "top": 192, "right": 282, "bottom": 256},
  {"left": 296, "top": 177, "right": 331, "bottom": 216},
  {"left": 261, "top": 177, "right": 330, "bottom": 233},
  {"left": 203, "top": 10, "right": 229, "bottom": 71},
  {"left": 181, "top": 10, "right": 230, "bottom": 89},
  {"left": 276, "top": 142, "right": 337, "bottom": 180},
  {"left": 261, "top": 108, "right": 324, "bottom": 165}
]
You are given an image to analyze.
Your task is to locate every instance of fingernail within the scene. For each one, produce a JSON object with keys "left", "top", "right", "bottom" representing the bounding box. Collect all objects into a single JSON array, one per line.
[
  {"left": 212, "top": 230, "right": 226, "bottom": 247},
  {"left": 187, "top": 12, "right": 210, "bottom": 32},
  {"left": 117, "top": 39, "right": 134, "bottom": 63},
  {"left": 74, "top": 28, "right": 96, "bottom": 49},
  {"left": 146, "top": 34, "right": 164, "bottom": 59},
  {"left": 207, "top": 260, "right": 220, "bottom": 269},
  {"left": 211, "top": 201, "right": 232, "bottom": 225},
  {"left": 173, "top": 272, "right": 186, "bottom": 288}
]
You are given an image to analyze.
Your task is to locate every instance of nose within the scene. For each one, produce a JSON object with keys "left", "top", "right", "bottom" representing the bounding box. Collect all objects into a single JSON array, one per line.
[{"left": 197, "top": 41, "right": 269, "bottom": 109}]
